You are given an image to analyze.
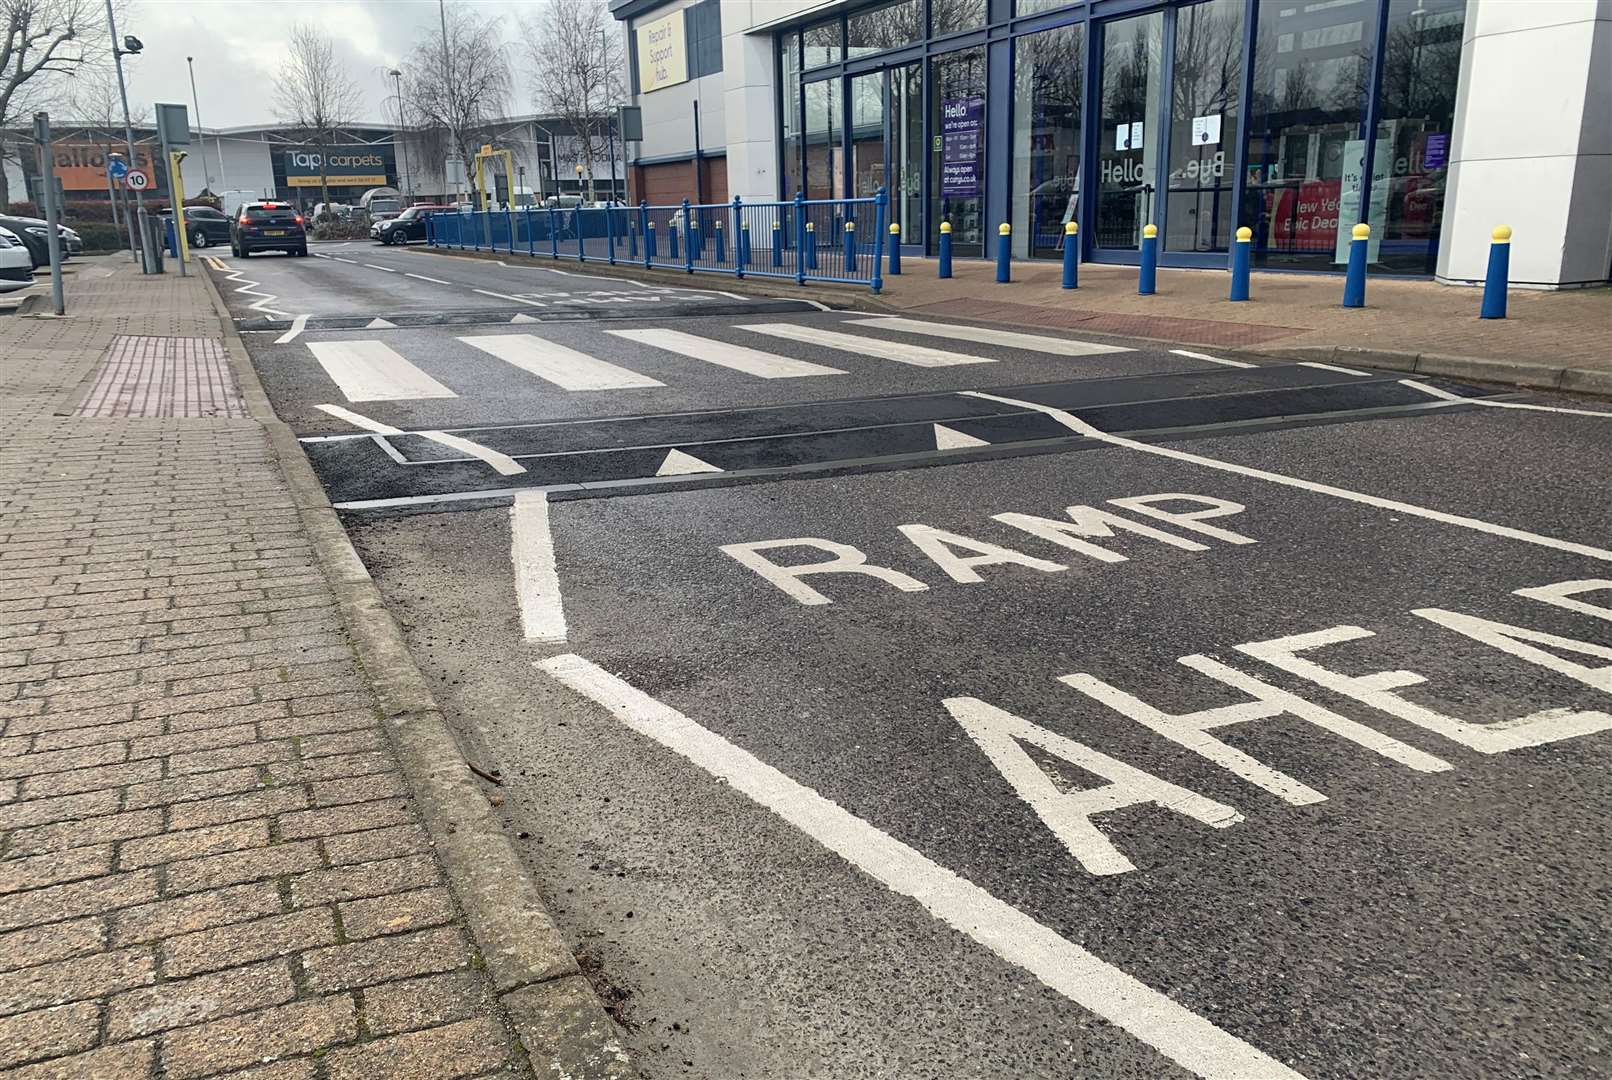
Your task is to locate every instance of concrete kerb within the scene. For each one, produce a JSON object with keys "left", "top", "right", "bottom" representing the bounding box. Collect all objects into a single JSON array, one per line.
[{"left": 196, "top": 266, "right": 636, "bottom": 1080}]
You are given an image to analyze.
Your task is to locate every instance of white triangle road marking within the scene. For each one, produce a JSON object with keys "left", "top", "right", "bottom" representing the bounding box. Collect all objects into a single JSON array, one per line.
[
  {"left": 934, "top": 423, "right": 990, "bottom": 450},
  {"left": 365, "top": 318, "right": 397, "bottom": 329},
  {"left": 656, "top": 449, "right": 723, "bottom": 476},
  {"left": 510, "top": 313, "right": 539, "bottom": 324}
]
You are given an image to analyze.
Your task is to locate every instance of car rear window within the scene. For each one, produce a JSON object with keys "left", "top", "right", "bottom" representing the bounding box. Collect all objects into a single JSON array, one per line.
[{"left": 245, "top": 208, "right": 299, "bottom": 223}]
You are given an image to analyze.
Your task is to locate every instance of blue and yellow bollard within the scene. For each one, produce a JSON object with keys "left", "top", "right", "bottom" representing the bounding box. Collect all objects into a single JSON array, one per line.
[
  {"left": 667, "top": 222, "right": 678, "bottom": 261},
  {"left": 996, "top": 223, "right": 1011, "bottom": 283},
  {"left": 690, "top": 220, "right": 703, "bottom": 261},
  {"left": 1229, "top": 225, "right": 1252, "bottom": 301},
  {"left": 938, "top": 221, "right": 952, "bottom": 279},
  {"left": 1138, "top": 224, "right": 1158, "bottom": 295},
  {"left": 714, "top": 217, "right": 725, "bottom": 262},
  {"left": 645, "top": 220, "right": 656, "bottom": 264},
  {"left": 1061, "top": 222, "right": 1078, "bottom": 289},
  {"left": 1342, "top": 223, "right": 1369, "bottom": 307},
  {"left": 1480, "top": 225, "right": 1511, "bottom": 319},
  {"left": 772, "top": 220, "right": 783, "bottom": 267},
  {"left": 844, "top": 220, "right": 857, "bottom": 275},
  {"left": 805, "top": 221, "right": 817, "bottom": 270},
  {"left": 739, "top": 222, "right": 750, "bottom": 268},
  {"left": 888, "top": 223, "right": 901, "bottom": 275}
]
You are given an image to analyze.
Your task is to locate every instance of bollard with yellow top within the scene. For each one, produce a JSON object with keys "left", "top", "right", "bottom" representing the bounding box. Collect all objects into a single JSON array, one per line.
[
  {"left": 938, "top": 221, "right": 953, "bottom": 279},
  {"left": 1342, "top": 223, "right": 1369, "bottom": 307},
  {"left": 844, "top": 218, "right": 857, "bottom": 274},
  {"left": 1062, "top": 222, "right": 1078, "bottom": 289},
  {"left": 888, "top": 222, "right": 902, "bottom": 275},
  {"left": 996, "top": 223, "right": 1012, "bottom": 283},
  {"left": 1229, "top": 225, "right": 1252, "bottom": 301},
  {"left": 1480, "top": 225, "right": 1511, "bottom": 319},
  {"left": 1138, "top": 223, "right": 1158, "bottom": 295}
]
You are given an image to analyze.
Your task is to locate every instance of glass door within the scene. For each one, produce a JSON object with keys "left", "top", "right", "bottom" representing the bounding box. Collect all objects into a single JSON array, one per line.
[
  {"left": 850, "top": 71, "right": 887, "bottom": 197},
  {"left": 1094, "top": 11, "right": 1164, "bottom": 252},
  {"left": 1163, "top": 0, "right": 1245, "bottom": 254},
  {"left": 851, "top": 65, "right": 924, "bottom": 243},
  {"left": 929, "top": 47, "right": 986, "bottom": 257}
]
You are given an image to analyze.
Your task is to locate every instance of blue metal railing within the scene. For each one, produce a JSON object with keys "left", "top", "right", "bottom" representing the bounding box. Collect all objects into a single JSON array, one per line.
[{"left": 425, "top": 190, "right": 887, "bottom": 293}]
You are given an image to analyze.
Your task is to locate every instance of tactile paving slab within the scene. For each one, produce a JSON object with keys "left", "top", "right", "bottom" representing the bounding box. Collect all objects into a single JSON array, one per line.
[{"left": 73, "top": 335, "right": 247, "bottom": 418}]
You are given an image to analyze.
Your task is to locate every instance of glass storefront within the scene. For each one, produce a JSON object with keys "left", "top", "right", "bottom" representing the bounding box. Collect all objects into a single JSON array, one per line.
[{"left": 775, "top": 0, "right": 1467, "bottom": 274}]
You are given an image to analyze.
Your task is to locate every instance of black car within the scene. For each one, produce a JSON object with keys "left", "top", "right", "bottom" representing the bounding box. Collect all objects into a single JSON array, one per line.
[
  {"left": 230, "top": 202, "right": 308, "bottom": 258},
  {"left": 0, "top": 214, "right": 74, "bottom": 269},
  {"left": 372, "top": 205, "right": 448, "bottom": 245},
  {"left": 164, "top": 206, "right": 233, "bottom": 249}
]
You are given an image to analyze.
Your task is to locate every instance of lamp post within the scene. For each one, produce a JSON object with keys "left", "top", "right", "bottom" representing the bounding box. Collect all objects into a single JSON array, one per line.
[
  {"left": 388, "top": 67, "right": 411, "bottom": 201},
  {"left": 600, "top": 28, "right": 619, "bottom": 203},
  {"left": 186, "top": 56, "right": 226, "bottom": 195},
  {"left": 105, "top": 0, "right": 147, "bottom": 269}
]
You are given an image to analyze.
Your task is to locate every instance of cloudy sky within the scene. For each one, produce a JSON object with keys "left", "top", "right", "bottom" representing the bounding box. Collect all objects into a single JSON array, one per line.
[{"left": 121, "top": 0, "right": 536, "bottom": 129}]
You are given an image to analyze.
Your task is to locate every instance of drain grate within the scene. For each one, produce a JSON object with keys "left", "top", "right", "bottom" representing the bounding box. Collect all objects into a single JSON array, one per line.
[{"left": 73, "top": 335, "right": 247, "bottom": 418}]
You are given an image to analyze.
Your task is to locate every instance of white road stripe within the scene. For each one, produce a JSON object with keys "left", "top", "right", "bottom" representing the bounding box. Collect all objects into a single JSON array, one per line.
[
  {"left": 274, "top": 314, "right": 310, "bottom": 344},
  {"left": 1298, "top": 361, "right": 1373, "bottom": 377},
  {"left": 1400, "top": 379, "right": 1612, "bottom": 417},
  {"left": 511, "top": 490, "right": 567, "bottom": 641},
  {"left": 313, "top": 404, "right": 524, "bottom": 476},
  {"left": 473, "top": 288, "right": 548, "bottom": 307},
  {"left": 306, "top": 340, "right": 458, "bottom": 402},
  {"left": 363, "top": 263, "right": 397, "bottom": 273},
  {"left": 605, "top": 328, "right": 845, "bottom": 378},
  {"left": 847, "top": 317, "right": 1131, "bottom": 356},
  {"left": 539, "top": 654, "right": 1308, "bottom": 1080},
  {"left": 738, "top": 323, "right": 995, "bottom": 367},
  {"left": 460, "top": 334, "right": 664, "bottom": 391},
  {"left": 961, "top": 390, "right": 1612, "bottom": 563},
  {"left": 406, "top": 273, "right": 451, "bottom": 284},
  {"left": 1170, "top": 349, "right": 1257, "bottom": 369},
  {"left": 332, "top": 257, "right": 357, "bottom": 264}
]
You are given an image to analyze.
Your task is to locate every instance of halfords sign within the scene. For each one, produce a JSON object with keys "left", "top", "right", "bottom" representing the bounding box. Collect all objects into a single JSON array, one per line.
[
  {"left": 51, "top": 142, "right": 161, "bottom": 192},
  {"left": 283, "top": 146, "right": 389, "bottom": 188}
]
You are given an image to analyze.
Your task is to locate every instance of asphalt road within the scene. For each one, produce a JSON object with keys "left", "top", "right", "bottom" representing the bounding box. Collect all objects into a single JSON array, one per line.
[{"left": 215, "top": 246, "right": 1612, "bottom": 1080}]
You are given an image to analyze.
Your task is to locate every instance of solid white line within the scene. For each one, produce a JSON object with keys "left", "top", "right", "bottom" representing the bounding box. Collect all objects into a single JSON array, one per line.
[
  {"left": 539, "top": 654, "right": 1308, "bottom": 1080},
  {"left": 274, "top": 314, "right": 310, "bottom": 345},
  {"left": 363, "top": 263, "right": 398, "bottom": 273},
  {"left": 460, "top": 334, "right": 664, "bottom": 391},
  {"left": 511, "top": 490, "right": 567, "bottom": 642},
  {"left": 1170, "top": 349, "right": 1257, "bottom": 369},
  {"left": 312, "top": 404, "right": 524, "bottom": 475},
  {"left": 405, "top": 273, "right": 451, "bottom": 284},
  {"left": 960, "top": 390, "right": 1612, "bottom": 563},
  {"left": 332, "top": 257, "right": 358, "bottom": 264},
  {"left": 739, "top": 323, "right": 995, "bottom": 367},
  {"left": 473, "top": 288, "right": 548, "bottom": 307},
  {"left": 605, "top": 328, "right": 845, "bottom": 378},
  {"left": 1400, "top": 379, "right": 1612, "bottom": 417},
  {"left": 305, "top": 340, "right": 458, "bottom": 402},
  {"left": 847, "top": 317, "right": 1131, "bottom": 356},
  {"left": 799, "top": 299, "right": 832, "bottom": 312},
  {"left": 1298, "top": 361, "right": 1373, "bottom": 377}
]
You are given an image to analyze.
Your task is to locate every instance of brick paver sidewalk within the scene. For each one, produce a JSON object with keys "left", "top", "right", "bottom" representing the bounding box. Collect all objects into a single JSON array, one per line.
[{"left": 0, "top": 260, "right": 529, "bottom": 1078}]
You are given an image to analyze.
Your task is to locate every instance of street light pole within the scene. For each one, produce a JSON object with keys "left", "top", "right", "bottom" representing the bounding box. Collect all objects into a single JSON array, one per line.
[
  {"left": 105, "top": 0, "right": 147, "bottom": 270},
  {"left": 601, "top": 28, "right": 620, "bottom": 203},
  {"left": 388, "top": 68, "right": 411, "bottom": 201},
  {"left": 439, "top": 0, "right": 459, "bottom": 203},
  {"left": 187, "top": 56, "right": 227, "bottom": 194}
]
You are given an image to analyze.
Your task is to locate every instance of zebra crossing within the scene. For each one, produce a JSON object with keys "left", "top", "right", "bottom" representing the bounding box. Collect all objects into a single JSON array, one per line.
[{"left": 294, "top": 318, "right": 1135, "bottom": 404}]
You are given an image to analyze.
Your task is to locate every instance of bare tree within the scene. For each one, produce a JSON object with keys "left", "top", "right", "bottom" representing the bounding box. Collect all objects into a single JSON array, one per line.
[
  {"left": 0, "top": 0, "right": 112, "bottom": 205},
  {"left": 520, "top": 0, "right": 623, "bottom": 202},
  {"left": 69, "top": 66, "right": 145, "bottom": 231},
  {"left": 274, "top": 22, "right": 362, "bottom": 216},
  {"left": 401, "top": 2, "right": 511, "bottom": 200}
]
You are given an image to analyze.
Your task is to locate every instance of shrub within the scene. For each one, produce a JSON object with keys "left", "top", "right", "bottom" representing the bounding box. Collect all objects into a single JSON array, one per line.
[
  {"left": 73, "top": 222, "right": 127, "bottom": 253},
  {"left": 311, "top": 220, "right": 369, "bottom": 241}
]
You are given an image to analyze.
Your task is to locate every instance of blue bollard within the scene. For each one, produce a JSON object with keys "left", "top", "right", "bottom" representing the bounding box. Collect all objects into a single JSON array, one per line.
[
  {"left": 1139, "top": 224, "right": 1158, "bottom": 295},
  {"left": 938, "top": 221, "right": 952, "bottom": 279},
  {"left": 683, "top": 201, "right": 696, "bottom": 273},
  {"left": 526, "top": 208, "right": 535, "bottom": 257},
  {"left": 844, "top": 220, "right": 856, "bottom": 275},
  {"left": 645, "top": 220, "right": 656, "bottom": 264},
  {"left": 794, "top": 193, "right": 807, "bottom": 285},
  {"left": 1480, "top": 225, "right": 1511, "bottom": 319},
  {"left": 1342, "top": 223, "right": 1369, "bottom": 307},
  {"left": 805, "top": 221, "right": 817, "bottom": 270},
  {"left": 668, "top": 223, "right": 679, "bottom": 261},
  {"left": 605, "top": 206, "right": 616, "bottom": 266},
  {"left": 638, "top": 201, "right": 648, "bottom": 264},
  {"left": 1229, "top": 226, "right": 1252, "bottom": 301},
  {"left": 1061, "top": 222, "right": 1079, "bottom": 289},
  {"left": 888, "top": 223, "right": 901, "bottom": 275},
  {"left": 549, "top": 206, "right": 559, "bottom": 259},
  {"left": 504, "top": 208, "right": 514, "bottom": 254},
  {"left": 714, "top": 218, "right": 725, "bottom": 262},
  {"left": 996, "top": 223, "right": 1011, "bottom": 283},
  {"left": 772, "top": 220, "right": 783, "bottom": 267},
  {"left": 739, "top": 222, "right": 750, "bottom": 269}
]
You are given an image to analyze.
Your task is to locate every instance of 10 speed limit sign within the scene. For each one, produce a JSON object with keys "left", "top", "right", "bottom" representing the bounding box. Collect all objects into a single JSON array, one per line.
[{"left": 124, "top": 169, "right": 149, "bottom": 191}]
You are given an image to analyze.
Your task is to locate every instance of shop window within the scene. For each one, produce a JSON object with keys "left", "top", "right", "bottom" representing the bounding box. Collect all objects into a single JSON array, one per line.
[
  {"left": 1242, "top": 0, "right": 1372, "bottom": 270},
  {"left": 929, "top": 47, "right": 987, "bottom": 257},
  {"left": 848, "top": 0, "right": 922, "bottom": 58},
  {"left": 805, "top": 78, "right": 843, "bottom": 201},
  {"left": 1010, "top": 23, "right": 1083, "bottom": 259},
  {"left": 932, "top": 0, "right": 987, "bottom": 37},
  {"left": 805, "top": 19, "right": 842, "bottom": 68},
  {"left": 1164, "top": 0, "right": 1245, "bottom": 254},
  {"left": 1372, "top": 0, "right": 1465, "bottom": 274},
  {"left": 1016, "top": 0, "right": 1074, "bottom": 14},
  {"left": 781, "top": 32, "right": 803, "bottom": 197},
  {"left": 685, "top": 0, "right": 724, "bottom": 78}
]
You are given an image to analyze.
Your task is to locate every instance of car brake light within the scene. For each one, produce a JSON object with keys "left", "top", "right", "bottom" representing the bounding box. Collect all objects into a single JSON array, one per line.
[{"left": 294, "top": 215, "right": 304, "bottom": 227}]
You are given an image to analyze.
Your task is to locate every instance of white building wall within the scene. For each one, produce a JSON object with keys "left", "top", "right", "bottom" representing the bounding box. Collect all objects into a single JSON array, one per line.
[
  {"left": 719, "top": 0, "right": 824, "bottom": 201},
  {"left": 1439, "top": 0, "right": 1612, "bottom": 287},
  {"left": 177, "top": 135, "right": 276, "bottom": 200},
  {"left": 631, "top": 0, "right": 727, "bottom": 163}
]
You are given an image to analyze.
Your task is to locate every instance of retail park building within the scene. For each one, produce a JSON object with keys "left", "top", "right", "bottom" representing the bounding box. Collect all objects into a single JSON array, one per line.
[{"left": 610, "top": 0, "right": 1611, "bottom": 287}]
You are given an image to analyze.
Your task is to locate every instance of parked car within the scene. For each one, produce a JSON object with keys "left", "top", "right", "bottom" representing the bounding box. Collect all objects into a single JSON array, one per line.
[
  {"left": 0, "top": 214, "right": 73, "bottom": 269},
  {"left": 371, "top": 205, "right": 449, "bottom": 245},
  {"left": 0, "top": 227, "right": 34, "bottom": 293},
  {"left": 161, "top": 206, "right": 233, "bottom": 248},
  {"left": 229, "top": 202, "right": 308, "bottom": 257}
]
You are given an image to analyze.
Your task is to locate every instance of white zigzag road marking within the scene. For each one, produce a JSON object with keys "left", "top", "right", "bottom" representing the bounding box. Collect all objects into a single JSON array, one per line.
[{"left": 209, "top": 258, "right": 293, "bottom": 318}]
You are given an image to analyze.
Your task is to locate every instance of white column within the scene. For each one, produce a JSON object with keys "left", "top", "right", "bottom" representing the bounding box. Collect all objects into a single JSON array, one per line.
[
  {"left": 721, "top": 1, "right": 786, "bottom": 201},
  {"left": 1438, "top": 0, "right": 1612, "bottom": 287}
]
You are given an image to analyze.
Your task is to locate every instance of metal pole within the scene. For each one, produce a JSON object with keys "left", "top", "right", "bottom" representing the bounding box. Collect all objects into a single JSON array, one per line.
[
  {"left": 185, "top": 58, "right": 213, "bottom": 192},
  {"left": 390, "top": 69, "right": 411, "bottom": 200},
  {"left": 106, "top": 0, "right": 149, "bottom": 272},
  {"left": 602, "top": 29, "right": 620, "bottom": 203},
  {"left": 439, "top": 0, "right": 458, "bottom": 204},
  {"left": 32, "top": 113, "right": 65, "bottom": 315}
]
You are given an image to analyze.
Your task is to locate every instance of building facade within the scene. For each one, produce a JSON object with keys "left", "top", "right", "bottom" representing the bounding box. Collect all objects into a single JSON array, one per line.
[{"left": 613, "top": 0, "right": 1611, "bottom": 286}]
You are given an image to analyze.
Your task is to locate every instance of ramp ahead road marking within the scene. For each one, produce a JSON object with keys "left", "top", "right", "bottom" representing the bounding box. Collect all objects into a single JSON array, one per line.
[
  {"left": 933, "top": 423, "right": 990, "bottom": 450},
  {"left": 459, "top": 334, "right": 664, "bottom": 391},
  {"left": 737, "top": 323, "right": 996, "bottom": 368},
  {"left": 606, "top": 328, "right": 846, "bottom": 379},
  {"left": 305, "top": 340, "right": 458, "bottom": 402},
  {"left": 540, "top": 653, "right": 1309, "bottom": 1080},
  {"left": 847, "top": 317, "right": 1132, "bottom": 356},
  {"left": 655, "top": 449, "right": 723, "bottom": 476}
]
